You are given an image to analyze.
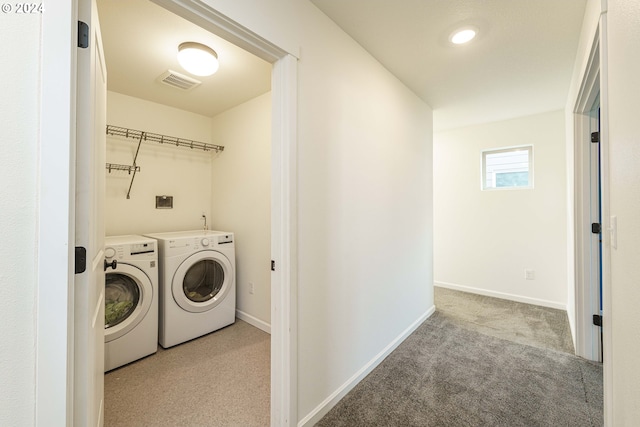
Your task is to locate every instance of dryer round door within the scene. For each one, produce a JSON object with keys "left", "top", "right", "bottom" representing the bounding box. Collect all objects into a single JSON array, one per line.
[
  {"left": 172, "top": 250, "right": 233, "bottom": 313},
  {"left": 105, "top": 263, "right": 153, "bottom": 343}
]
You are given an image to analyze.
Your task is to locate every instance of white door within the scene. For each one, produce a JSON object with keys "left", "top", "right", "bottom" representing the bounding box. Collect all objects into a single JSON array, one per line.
[
  {"left": 75, "top": 0, "right": 107, "bottom": 425},
  {"left": 589, "top": 103, "right": 603, "bottom": 362}
]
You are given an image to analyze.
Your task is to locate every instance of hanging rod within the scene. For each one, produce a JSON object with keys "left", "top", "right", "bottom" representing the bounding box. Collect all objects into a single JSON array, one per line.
[
  {"left": 106, "top": 125, "right": 224, "bottom": 152},
  {"left": 106, "top": 163, "right": 140, "bottom": 174}
]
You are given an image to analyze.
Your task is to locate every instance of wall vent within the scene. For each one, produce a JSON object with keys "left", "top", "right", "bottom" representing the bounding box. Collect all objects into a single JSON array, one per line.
[{"left": 157, "top": 70, "right": 201, "bottom": 91}]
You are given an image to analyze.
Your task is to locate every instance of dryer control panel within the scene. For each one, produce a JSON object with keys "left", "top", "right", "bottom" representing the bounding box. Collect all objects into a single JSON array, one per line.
[
  {"left": 191, "top": 233, "right": 234, "bottom": 250},
  {"left": 149, "top": 230, "right": 234, "bottom": 256},
  {"left": 218, "top": 234, "right": 233, "bottom": 245}
]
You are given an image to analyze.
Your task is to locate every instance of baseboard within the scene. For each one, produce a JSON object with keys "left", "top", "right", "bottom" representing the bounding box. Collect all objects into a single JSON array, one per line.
[
  {"left": 435, "top": 281, "right": 566, "bottom": 310},
  {"left": 297, "top": 305, "right": 437, "bottom": 427},
  {"left": 567, "top": 306, "right": 577, "bottom": 353},
  {"left": 235, "top": 309, "right": 271, "bottom": 334}
]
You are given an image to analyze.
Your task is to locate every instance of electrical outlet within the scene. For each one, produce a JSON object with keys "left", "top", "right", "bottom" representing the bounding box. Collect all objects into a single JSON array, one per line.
[
  {"left": 249, "top": 282, "right": 255, "bottom": 295},
  {"left": 524, "top": 269, "right": 535, "bottom": 280}
]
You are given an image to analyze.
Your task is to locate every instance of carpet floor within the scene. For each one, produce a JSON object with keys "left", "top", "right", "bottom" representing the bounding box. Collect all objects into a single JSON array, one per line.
[
  {"left": 434, "top": 287, "right": 575, "bottom": 355},
  {"left": 317, "top": 289, "right": 603, "bottom": 427},
  {"left": 104, "top": 319, "right": 270, "bottom": 427}
]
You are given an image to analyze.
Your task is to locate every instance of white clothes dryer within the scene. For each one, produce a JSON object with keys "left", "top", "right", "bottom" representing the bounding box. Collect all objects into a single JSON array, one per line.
[
  {"left": 103, "top": 235, "right": 158, "bottom": 372},
  {"left": 144, "top": 230, "right": 236, "bottom": 348}
]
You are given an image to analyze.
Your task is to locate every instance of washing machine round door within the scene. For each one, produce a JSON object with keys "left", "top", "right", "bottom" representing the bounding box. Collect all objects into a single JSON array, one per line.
[
  {"left": 105, "top": 263, "right": 153, "bottom": 343},
  {"left": 172, "top": 250, "right": 233, "bottom": 313}
]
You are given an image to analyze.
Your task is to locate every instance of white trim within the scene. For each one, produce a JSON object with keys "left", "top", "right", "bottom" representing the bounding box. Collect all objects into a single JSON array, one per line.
[
  {"left": 572, "top": 103, "right": 597, "bottom": 360},
  {"left": 36, "top": 2, "right": 77, "bottom": 426},
  {"left": 572, "top": 19, "right": 604, "bottom": 363},
  {"left": 297, "top": 306, "right": 436, "bottom": 427},
  {"left": 150, "top": 2, "right": 298, "bottom": 426},
  {"left": 435, "top": 282, "right": 567, "bottom": 311},
  {"left": 151, "top": 0, "right": 295, "bottom": 61},
  {"left": 597, "top": 10, "right": 613, "bottom": 427},
  {"left": 236, "top": 310, "right": 271, "bottom": 334},
  {"left": 270, "top": 53, "right": 299, "bottom": 427}
]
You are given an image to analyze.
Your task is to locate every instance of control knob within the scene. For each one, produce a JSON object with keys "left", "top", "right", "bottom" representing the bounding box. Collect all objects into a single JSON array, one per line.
[{"left": 104, "top": 247, "right": 116, "bottom": 258}]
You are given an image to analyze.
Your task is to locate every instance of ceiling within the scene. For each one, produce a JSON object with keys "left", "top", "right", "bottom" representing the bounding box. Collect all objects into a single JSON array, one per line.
[
  {"left": 99, "top": 0, "right": 587, "bottom": 131},
  {"left": 97, "top": 0, "right": 271, "bottom": 118},
  {"left": 311, "top": 0, "right": 587, "bottom": 131}
]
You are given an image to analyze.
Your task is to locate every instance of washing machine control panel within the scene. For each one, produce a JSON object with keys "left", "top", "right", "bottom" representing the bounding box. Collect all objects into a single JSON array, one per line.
[
  {"left": 130, "top": 242, "right": 155, "bottom": 255},
  {"left": 104, "top": 241, "right": 157, "bottom": 261}
]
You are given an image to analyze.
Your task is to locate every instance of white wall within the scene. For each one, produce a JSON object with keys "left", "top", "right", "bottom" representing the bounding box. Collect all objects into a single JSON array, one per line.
[
  {"left": 606, "top": 0, "right": 640, "bottom": 423},
  {"left": 105, "top": 91, "right": 213, "bottom": 235},
  {"left": 198, "top": 1, "right": 434, "bottom": 423},
  {"left": 0, "top": 12, "right": 40, "bottom": 427},
  {"left": 434, "top": 110, "right": 568, "bottom": 309},
  {"left": 210, "top": 92, "right": 272, "bottom": 329}
]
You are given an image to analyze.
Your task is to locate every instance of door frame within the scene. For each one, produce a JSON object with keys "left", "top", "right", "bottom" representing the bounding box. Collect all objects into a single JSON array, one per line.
[
  {"left": 572, "top": 14, "right": 613, "bottom": 426},
  {"left": 573, "top": 29, "right": 601, "bottom": 362},
  {"left": 37, "top": 1, "right": 298, "bottom": 426}
]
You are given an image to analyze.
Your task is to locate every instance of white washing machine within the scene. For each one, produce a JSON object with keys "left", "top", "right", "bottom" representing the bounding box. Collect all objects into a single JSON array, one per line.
[
  {"left": 144, "top": 230, "right": 236, "bottom": 348},
  {"left": 103, "top": 235, "right": 158, "bottom": 372}
]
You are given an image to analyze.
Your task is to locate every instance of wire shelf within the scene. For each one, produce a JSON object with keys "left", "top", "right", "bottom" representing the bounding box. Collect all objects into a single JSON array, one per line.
[
  {"left": 106, "top": 125, "right": 224, "bottom": 152},
  {"left": 105, "top": 163, "right": 140, "bottom": 174}
]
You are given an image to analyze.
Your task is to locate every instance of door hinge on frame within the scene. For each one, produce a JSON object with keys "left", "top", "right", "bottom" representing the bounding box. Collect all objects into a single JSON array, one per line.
[
  {"left": 591, "top": 223, "right": 602, "bottom": 234},
  {"left": 78, "top": 21, "right": 89, "bottom": 48},
  {"left": 591, "top": 131, "right": 600, "bottom": 143},
  {"left": 75, "top": 246, "right": 87, "bottom": 274},
  {"left": 593, "top": 314, "right": 603, "bottom": 327},
  {"left": 271, "top": 260, "right": 275, "bottom": 271}
]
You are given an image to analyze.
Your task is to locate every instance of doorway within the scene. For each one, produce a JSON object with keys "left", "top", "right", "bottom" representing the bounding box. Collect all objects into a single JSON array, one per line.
[
  {"left": 97, "top": 0, "right": 297, "bottom": 424},
  {"left": 35, "top": 1, "right": 297, "bottom": 425}
]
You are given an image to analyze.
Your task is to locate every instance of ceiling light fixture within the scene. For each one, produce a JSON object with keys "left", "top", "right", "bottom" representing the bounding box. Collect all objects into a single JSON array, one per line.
[
  {"left": 450, "top": 28, "right": 477, "bottom": 45},
  {"left": 177, "top": 42, "right": 219, "bottom": 76}
]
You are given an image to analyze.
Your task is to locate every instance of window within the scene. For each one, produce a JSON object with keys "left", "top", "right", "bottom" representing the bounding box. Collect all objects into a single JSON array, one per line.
[{"left": 482, "top": 146, "right": 533, "bottom": 190}]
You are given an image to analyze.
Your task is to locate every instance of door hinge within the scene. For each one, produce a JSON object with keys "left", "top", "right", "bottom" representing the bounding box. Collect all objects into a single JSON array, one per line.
[
  {"left": 593, "top": 314, "right": 603, "bottom": 327},
  {"left": 271, "top": 260, "right": 275, "bottom": 271},
  {"left": 78, "top": 21, "right": 89, "bottom": 48},
  {"left": 591, "top": 223, "right": 601, "bottom": 234},
  {"left": 75, "top": 246, "right": 87, "bottom": 274},
  {"left": 591, "top": 131, "right": 600, "bottom": 143}
]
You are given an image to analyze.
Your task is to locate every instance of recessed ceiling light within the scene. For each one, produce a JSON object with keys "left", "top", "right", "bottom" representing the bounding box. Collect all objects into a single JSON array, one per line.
[
  {"left": 177, "top": 42, "right": 219, "bottom": 76},
  {"left": 450, "top": 28, "right": 477, "bottom": 45}
]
